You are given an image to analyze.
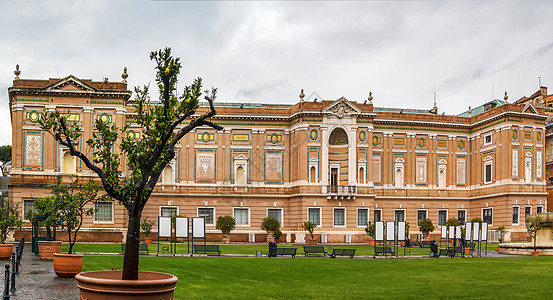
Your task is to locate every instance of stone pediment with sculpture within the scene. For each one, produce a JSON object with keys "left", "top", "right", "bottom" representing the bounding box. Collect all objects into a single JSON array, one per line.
[{"left": 323, "top": 97, "right": 361, "bottom": 118}]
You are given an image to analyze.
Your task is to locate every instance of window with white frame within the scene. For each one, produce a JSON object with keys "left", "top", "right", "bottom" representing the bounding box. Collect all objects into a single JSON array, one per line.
[
  {"left": 233, "top": 208, "right": 249, "bottom": 225},
  {"left": 160, "top": 206, "right": 178, "bottom": 217},
  {"left": 198, "top": 207, "right": 214, "bottom": 225},
  {"left": 537, "top": 206, "right": 543, "bottom": 214},
  {"left": 357, "top": 208, "right": 368, "bottom": 226},
  {"left": 483, "top": 208, "right": 493, "bottom": 224},
  {"left": 525, "top": 206, "right": 532, "bottom": 223},
  {"left": 484, "top": 133, "right": 492, "bottom": 145},
  {"left": 484, "top": 156, "right": 493, "bottom": 184},
  {"left": 267, "top": 208, "right": 282, "bottom": 225},
  {"left": 438, "top": 210, "right": 447, "bottom": 226},
  {"left": 374, "top": 209, "right": 382, "bottom": 222},
  {"left": 394, "top": 209, "right": 405, "bottom": 223},
  {"left": 457, "top": 210, "right": 466, "bottom": 225},
  {"left": 94, "top": 202, "right": 113, "bottom": 222},
  {"left": 23, "top": 200, "right": 35, "bottom": 220},
  {"left": 308, "top": 207, "right": 321, "bottom": 225},
  {"left": 512, "top": 206, "right": 519, "bottom": 224},
  {"left": 334, "top": 208, "right": 345, "bottom": 226},
  {"left": 417, "top": 209, "right": 427, "bottom": 225}
]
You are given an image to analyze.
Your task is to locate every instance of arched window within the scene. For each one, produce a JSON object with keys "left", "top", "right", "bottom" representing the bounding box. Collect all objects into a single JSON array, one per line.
[
  {"left": 329, "top": 128, "right": 348, "bottom": 145},
  {"left": 525, "top": 153, "right": 532, "bottom": 183},
  {"left": 63, "top": 152, "right": 74, "bottom": 174},
  {"left": 236, "top": 166, "right": 245, "bottom": 185},
  {"left": 163, "top": 165, "right": 173, "bottom": 184},
  {"left": 438, "top": 159, "right": 447, "bottom": 189},
  {"left": 359, "top": 167, "right": 365, "bottom": 184},
  {"left": 310, "top": 166, "right": 317, "bottom": 183},
  {"left": 394, "top": 158, "right": 404, "bottom": 188}
]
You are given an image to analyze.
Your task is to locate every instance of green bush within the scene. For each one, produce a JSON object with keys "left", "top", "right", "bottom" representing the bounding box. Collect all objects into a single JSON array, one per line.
[
  {"left": 274, "top": 228, "right": 282, "bottom": 238},
  {"left": 140, "top": 217, "right": 154, "bottom": 237},
  {"left": 365, "top": 220, "right": 375, "bottom": 238},
  {"left": 470, "top": 217, "right": 483, "bottom": 223},
  {"left": 261, "top": 217, "right": 280, "bottom": 232},
  {"left": 0, "top": 199, "right": 22, "bottom": 244},
  {"left": 418, "top": 219, "right": 435, "bottom": 234},
  {"left": 445, "top": 217, "right": 461, "bottom": 227},
  {"left": 216, "top": 215, "right": 236, "bottom": 233},
  {"left": 302, "top": 221, "right": 317, "bottom": 238}
]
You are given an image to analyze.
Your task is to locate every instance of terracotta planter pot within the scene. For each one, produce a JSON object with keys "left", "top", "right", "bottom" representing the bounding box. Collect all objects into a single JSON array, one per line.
[
  {"left": 144, "top": 237, "right": 153, "bottom": 245},
  {"left": 274, "top": 236, "right": 280, "bottom": 244},
  {"left": 464, "top": 247, "right": 470, "bottom": 255},
  {"left": 76, "top": 270, "right": 178, "bottom": 300},
  {"left": 309, "top": 238, "right": 317, "bottom": 245},
  {"left": 532, "top": 250, "right": 540, "bottom": 257},
  {"left": 369, "top": 239, "right": 375, "bottom": 246},
  {"left": 497, "top": 246, "right": 501, "bottom": 252},
  {"left": 266, "top": 231, "right": 275, "bottom": 244},
  {"left": 0, "top": 243, "right": 13, "bottom": 260},
  {"left": 221, "top": 232, "right": 231, "bottom": 243},
  {"left": 53, "top": 253, "right": 83, "bottom": 278},
  {"left": 38, "top": 240, "right": 62, "bottom": 260}
]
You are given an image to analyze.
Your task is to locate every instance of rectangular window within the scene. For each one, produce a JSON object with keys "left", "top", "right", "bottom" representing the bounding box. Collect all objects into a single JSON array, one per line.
[
  {"left": 160, "top": 207, "right": 178, "bottom": 217},
  {"left": 483, "top": 208, "right": 493, "bottom": 224},
  {"left": 94, "top": 202, "right": 113, "bottom": 222},
  {"left": 537, "top": 206, "right": 543, "bottom": 214},
  {"left": 525, "top": 206, "right": 532, "bottom": 221},
  {"left": 267, "top": 208, "right": 282, "bottom": 225},
  {"left": 23, "top": 200, "right": 35, "bottom": 220},
  {"left": 357, "top": 208, "right": 368, "bottom": 226},
  {"left": 234, "top": 208, "right": 249, "bottom": 225},
  {"left": 394, "top": 210, "right": 405, "bottom": 223},
  {"left": 417, "top": 210, "right": 427, "bottom": 225},
  {"left": 334, "top": 208, "right": 345, "bottom": 226},
  {"left": 374, "top": 209, "right": 382, "bottom": 222},
  {"left": 438, "top": 210, "right": 447, "bottom": 226},
  {"left": 485, "top": 163, "right": 493, "bottom": 183},
  {"left": 484, "top": 134, "right": 492, "bottom": 145},
  {"left": 198, "top": 207, "right": 214, "bottom": 225},
  {"left": 308, "top": 207, "right": 321, "bottom": 225},
  {"left": 512, "top": 206, "right": 519, "bottom": 224},
  {"left": 457, "top": 210, "right": 466, "bottom": 225}
]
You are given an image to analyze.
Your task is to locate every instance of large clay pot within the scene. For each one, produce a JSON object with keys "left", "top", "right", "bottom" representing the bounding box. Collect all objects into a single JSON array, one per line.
[
  {"left": 532, "top": 250, "right": 540, "bottom": 257},
  {"left": 38, "top": 240, "right": 62, "bottom": 260},
  {"left": 369, "top": 239, "right": 375, "bottom": 246},
  {"left": 76, "top": 270, "right": 178, "bottom": 300},
  {"left": 266, "top": 230, "right": 275, "bottom": 244},
  {"left": 53, "top": 253, "right": 83, "bottom": 278},
  {"left": 0, "top": 243, "right": 13, "bottom": 260},
  {"left": 309, "top": 238, "right": 317, "bottom": 245},
  {"left": 464, "top": 247, "right": 470, "bottom": 255},
  {"left": 144, "top": 237, "right": 153, "bottom": 245}
]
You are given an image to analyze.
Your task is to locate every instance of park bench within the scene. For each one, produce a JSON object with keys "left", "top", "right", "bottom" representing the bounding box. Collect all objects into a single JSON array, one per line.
[
  {"left": 303, "top": 245, "right": 328, "bottom": 257},
  {"left": 411, "top": 241, "right": 422, "bottom": 248},
  {"left": 193, "top": 244, "right": 222, "bottom": 256},
  {"left": 374, "top": 246, "right": 395, "bottom": 257},
  {"left": 275, "top": 247, "right": 297, "bottom": 258},
  {"left": 421, "top": 241, "right": 432, "bottom": 248},
  {"left": 329, "top": 248, "right": 356, "bottom": 259},
  {"left": 120, "top": 243, "right": 149, "bottom": 254},
  {"left": 438, "top": 248, "right": 456, "bottom": 258}
]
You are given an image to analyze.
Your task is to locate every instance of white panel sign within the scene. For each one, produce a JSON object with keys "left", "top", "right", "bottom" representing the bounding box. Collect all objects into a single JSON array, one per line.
[
  {"left": 481, "top": 222, "right": 488, "bottom": 241},
  {"left": 158, "top": 216, "right": 172, "bottom": 238},
  {"left": 175, "top": 217, "right": 188, "bottom": 238},
  {"left": 455, "top": 226, "right": 462, "bottom": 239},
  {"left": 441, "top": 226, "right": 447, "bottom": 239},
  {"left": 192, "top": 217, "right": 205, "bottom": 238},
  {"left": 448, "top": 226, "right": 455, "bottom": 239},
  {"left": 465, "top": 223, "right": 472, "bottom": 241},
  {"left": 397, "top": 222, "right": 406, "bottom": 241},
  {"left": 375, "top": 221, "right": 384, "bottom": 241},
  {"left": 386, "top": 221, "right": 395, "bottom": 241},
  {"left": 473, "top": 222, "right": 480, "bottom": 241}
]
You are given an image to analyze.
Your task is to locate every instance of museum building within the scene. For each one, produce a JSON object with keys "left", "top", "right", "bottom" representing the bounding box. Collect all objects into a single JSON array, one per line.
[{"left": 7, "top": 69, "right": 550, "bottom": 243}]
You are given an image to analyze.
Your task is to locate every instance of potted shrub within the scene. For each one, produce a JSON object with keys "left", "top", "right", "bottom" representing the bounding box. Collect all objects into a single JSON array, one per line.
[
  {"left": 496, "top": 226, "right": 506, "bottom": 252},
  {"left": 526, "top": 215, "right": 543, "bottom": 256},
  {"left": 302, "top": 221, "right": 317, "bottom": 245},
  {"left": 364, "top": 220, "right": 375, "bottom": 245},
  {"left": 418, "top": 219, "right": 434, "bottom": 240},
  {"left": 274, "top": 228, "right": 282, "bottom": 244},
  {"left": 261, "top": 217, "right": 280, "bottom": 243},
  {"left": 41, "top": 48, "right": 222, "bottom": 298},
  {"left": 0, "top": 198, "right": 23, "bottom": 259},
  {"left": 141, "top": 217, "right": 154, "bottom": 244},
  {"left": 44, "top": 176, "right": 104, "bottom": 277},
  {"left": 216, "top": 216, "right": 235, "bottom": 244},
  {"left": 32, "top": 196, "right": 63, "bottom": 260},
  {"left": 445, "top": 217, "right": 461, "bottom": 243}
]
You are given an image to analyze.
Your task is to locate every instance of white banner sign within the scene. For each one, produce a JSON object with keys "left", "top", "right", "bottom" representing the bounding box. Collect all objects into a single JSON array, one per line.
[
  {"left": 397, "top": 222, "right": 406, "bottom": 241},
  {"left": 441, "top": 226, "right": 447, "bottom": 239},
  {"left": 386, "top": 221, "right": 395, "bottom": 241},
  {"left": 481, "top": 222, "right": 488, "bottom": 241},
  {"left": 455, "top": 226, "right": 462, "bottom": 239},
  {"left": 375, "top": 222, "right": 384, "bottom": 241},
  {"left": 465, "top": 223, "right": 472, "bottom": 241},
  {"left": 473, "top": 222, "right": 480, "bottom": 241},
  {"left": 158, "top": 216, "right": 172, "bottom": 238},
  {"left": 192, "top": 217, "right": 205, "bottom": 238},
  {"left": 448, "top": 226, "right": 455, "bottom": 239},
  {"left": 175, "top": 217, "right": 188, "bottom": 238}
]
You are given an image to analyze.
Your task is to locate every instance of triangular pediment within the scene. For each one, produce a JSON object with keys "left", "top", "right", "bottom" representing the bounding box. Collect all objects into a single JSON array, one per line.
[
  {"left": 45, "top": 75, "right": 96, "bottom": 92},
  {"left": 522, "top": 103, "right": 539, "bottom": 114},
  {"left": 322, "top": 97, "right": 362, "bottom": 118},
  {"left": 234, "top": 154, "right": 248, "bottom": 161}
]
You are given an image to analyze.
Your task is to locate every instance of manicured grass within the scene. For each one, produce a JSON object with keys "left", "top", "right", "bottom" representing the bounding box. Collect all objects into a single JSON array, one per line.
[
  {"left": 82, "top": 255, "right": 553, "bottom": 299},
  {"left": 63, "top": 242, "right": 498, "bottom": 256}
]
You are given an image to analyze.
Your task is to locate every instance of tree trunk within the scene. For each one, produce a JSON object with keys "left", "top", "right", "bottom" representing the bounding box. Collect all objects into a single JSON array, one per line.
[{"left": 122, "top": 208, "right": 141, "bottom": 280}]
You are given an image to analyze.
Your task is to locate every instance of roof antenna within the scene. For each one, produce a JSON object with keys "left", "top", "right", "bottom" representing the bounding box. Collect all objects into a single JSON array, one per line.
[{"left": 539, "top": 76, "right": 542, "bottom": 87}]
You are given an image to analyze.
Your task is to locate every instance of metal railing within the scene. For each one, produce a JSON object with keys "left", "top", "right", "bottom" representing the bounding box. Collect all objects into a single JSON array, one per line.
[
  {"left": 326, "top": 185, "right": 356, "bottom": 194},
  {"left": 3, "top": 237, "right": 24, "bottom": 300}
]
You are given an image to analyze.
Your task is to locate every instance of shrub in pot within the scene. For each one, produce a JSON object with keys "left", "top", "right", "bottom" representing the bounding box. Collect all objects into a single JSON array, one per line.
[
  {"left": 141, "top": 217, "right": 154, "bottom": 244},
  {"left": 274, "top": 228, "right": 283, "bottom": 244},
  {"left": 261, "top": 217, "right": 280, "bottom": 243},
  {"left": 526, "top": 215, "right": 543, "bottom": 256},
  {"left": 496, "top": 226, "right": 506, "bottom": 252},
  {"left": 0, "top": 198, "right": 23, "bottom": 259},
  {"left": 365, "top": 220, "right": 375, "bottom": 245},
  {"left": 216, "top": 216, "right": 235, "bottom": 243},
  {"left": 302, "top": 221, "right": 317, "bottom": 245},
  {"left": 41, "top": 48, "right": 221, "bottom": 298},
  {"left": 32, "top": 196, "right": 63, "bottom": 260},
  {"left": 418, "top": 219, "right": 435, "bottom": 240}
]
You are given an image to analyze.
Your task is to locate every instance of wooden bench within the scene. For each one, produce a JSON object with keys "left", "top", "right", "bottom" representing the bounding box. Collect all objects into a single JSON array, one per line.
[
  {"left": 421, "top": 241, "right": 433, "bottom": 248},
  {"left": 330, "top": 248, "right": 356, "bottom": 259},
  {"left": 374, "top": 246, "right": 395, "bottom": 257},
  {"left": 303, "top": 245, "right": 328, "bottom": 257},
  {"left": 438, "top": 248, "right": 456, "bottom": 258},
  {"left": 410, "top": 241, "right": 422, "bottom": 248},
  {"left": 275, "top": 247, "right": 297, "bottom": 258},
  {"left": 193, "top": 244, "right": 222, "bottom": 255},
  {"left": 120, "top": 243, "right": 149, "bottom": 254}
]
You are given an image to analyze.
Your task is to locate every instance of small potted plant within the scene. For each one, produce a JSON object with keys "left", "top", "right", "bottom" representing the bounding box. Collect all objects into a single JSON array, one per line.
[
  {"left": 216, "top": 215, "right": 235, "bottom": 244},
  {"left": 418, "top": 219, "right": 435, "bottom": 241},
  {"left": 32, "top": 196, "right": 63, "bottom": 260},
  {"left": 302, "top": 221, "right": 317, "bottom": 245},
  {"left": 141, "top": 217, "right": 154, "bottom": 244},
  {"left": 261, "top": 217, "right": 280, "bottom": 243},
  {"left": 496, "top": 226, "right": 506, "bottom": 252},
  {"left": 365, "top": 220, "right": 375, "bottom": 245},
  {"left": 274, "top": 228, "right": 283, "bottom": 244},
  {"left": 526, "top": 215, "right": 543, "bottom": 256},
  {"left": 0, "top": 199, "right": 23, "bottom": 259}
]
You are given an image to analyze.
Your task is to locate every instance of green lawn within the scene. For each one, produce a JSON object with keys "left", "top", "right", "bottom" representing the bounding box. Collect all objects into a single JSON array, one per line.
[
  {"left": 82, "top": 255, "right": 552, "bottom": 299},
  {"left": 63, "top": 242, "right": 499, "bottom": 256}
]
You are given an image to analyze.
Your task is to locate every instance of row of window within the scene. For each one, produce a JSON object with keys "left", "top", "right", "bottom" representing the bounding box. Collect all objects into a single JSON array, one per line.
[
  {"left": 512, "top": 206, "right": 542, "bottom": 225},
  {"left": 24, "top": 200, "right": 113, "bottom": 222}
]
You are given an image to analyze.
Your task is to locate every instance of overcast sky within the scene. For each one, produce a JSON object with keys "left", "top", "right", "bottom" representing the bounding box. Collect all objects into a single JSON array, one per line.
[{"left": 1, "top": 0, "right": 552, "bottom": 146}]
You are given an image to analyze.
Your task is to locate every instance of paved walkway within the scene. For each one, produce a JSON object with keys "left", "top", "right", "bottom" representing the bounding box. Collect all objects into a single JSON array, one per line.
[{"left": 1, "top": 245, "right": 79, "bottom": 300}]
